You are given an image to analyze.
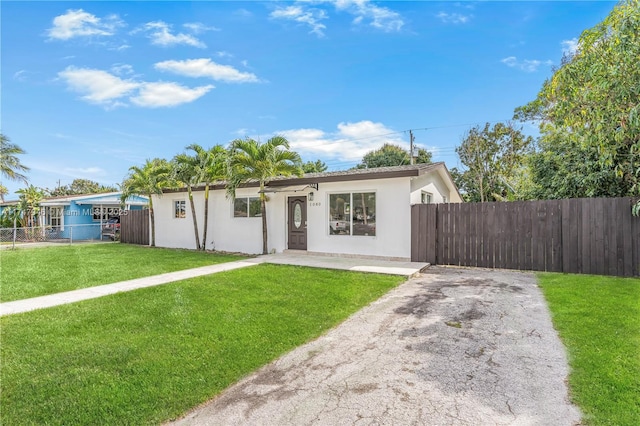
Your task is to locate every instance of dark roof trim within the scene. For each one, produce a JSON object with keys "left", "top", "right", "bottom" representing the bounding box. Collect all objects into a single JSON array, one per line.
[{"left": 162, "top": 162, "right": 446, "bottom": 194}]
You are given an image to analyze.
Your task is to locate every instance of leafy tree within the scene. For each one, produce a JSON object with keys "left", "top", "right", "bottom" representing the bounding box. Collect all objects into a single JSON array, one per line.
[
  {"left": 0, "top": 184, "right": 8, "bottom": 203},
  {"left": 227, "top": 136, "right": 303, "bottom": 254},
  {"left": 455, "top": 122, "right": 534, "bottom": 202},
  {"left": 172, "top": 152, "right": 202, "bottom": 250},
  {"left": 16, "top": 185, "right": 44, "bottom": 227},
  {"left": 46, "top": 179, "right": 117, "bottom": 196},
  {"left": 302, "top": 160, "right": 328, "bottom": 173},
  {"left": 0, "top": 204, "right": 23, "bottom": 228},
  {"left": 515, "top": 0, "right": 640, "bottom": 207},
  {"left": 0, "top": 134, "right": 29, "bottom": 183},
  {"left": 121, "top": 159, "right": 172, "bottom": 247},
  {"left": 356, "top": 143, "right": 432, "bottom": 169}
]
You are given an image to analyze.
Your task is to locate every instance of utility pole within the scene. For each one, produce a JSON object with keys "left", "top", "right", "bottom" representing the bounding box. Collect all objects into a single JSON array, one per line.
[{"left": 409, "top": 130, "right": 415, "bottom": 165}]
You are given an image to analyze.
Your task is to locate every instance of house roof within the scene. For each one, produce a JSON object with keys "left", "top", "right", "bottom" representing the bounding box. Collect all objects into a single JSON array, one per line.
[
  {"left": 1, "top": 192, "right": 149, "bottom": 207},
  {"left": 163, "top": 162, "right": 462, "bottom": 201},
  {"left": 41, "top": 192, "right": 148, "bottom": 206}
]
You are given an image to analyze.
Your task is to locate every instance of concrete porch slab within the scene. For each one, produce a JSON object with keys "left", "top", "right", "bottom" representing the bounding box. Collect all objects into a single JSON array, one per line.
[{"left": 258, "top": 252, "right": 428, "bottom": 277}]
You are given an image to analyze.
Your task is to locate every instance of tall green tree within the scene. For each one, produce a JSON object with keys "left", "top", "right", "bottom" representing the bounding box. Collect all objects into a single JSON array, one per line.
[
  {"left": 0, "top": 134, "right": 29, "bottom": 183},
  {"left": 227, "top": 136, "right": 303, "bottom": 254},
  {"left": 515, "top": 0, "right": 640, "bottom": 204},
  {"left": 302, "top": 160, "right": 328, "bottom": 173},
  {"left": 16, "top": 185, "right": 44, "bottom": 227},
  {"left": 455, "top": 122, "right": 534, "bottom": 202},
  {"left": 46, "top": 179, "right": 117, "bottom": 196},
  {"left": 121, "top": 159, "right": 172, "bottom": 247},
  {"left": 172, "top": 152, "right": 202, "bottom": 250},
  {"left": 356, "top": 143, "right": 432, "bottom": 169}
]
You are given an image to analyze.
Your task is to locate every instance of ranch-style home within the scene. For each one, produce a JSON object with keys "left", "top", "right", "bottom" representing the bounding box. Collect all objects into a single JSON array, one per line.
[
  {"left": 0, "top": 192, "right": 148, "bottom": 240},
  {"left": 155, "top": 163, "right": 462, "bottom": 260}
]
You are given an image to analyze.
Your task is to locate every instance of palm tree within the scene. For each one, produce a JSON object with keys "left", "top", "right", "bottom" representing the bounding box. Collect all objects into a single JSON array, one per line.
[
  {"left": 172, "top": 152, "right": 202, "bottom": 250},
  {"left": 184, "top": 144, "right": 227, "bottom": 251},
  {"left": 227, "top": 136, "right": 303, "bottom": 254},
  {"left": 1, "top": 134, "right": 29, "bottom": 183},
  {"left": 121, "top": 158, "right": 172, "bottom": 247}
]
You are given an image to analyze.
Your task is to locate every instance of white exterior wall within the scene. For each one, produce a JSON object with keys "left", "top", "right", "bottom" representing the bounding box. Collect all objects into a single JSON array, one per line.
[
  {"left": 153, "top": 188, "right": 287, "bottom": 254},
  {"left": 410, "top": 171, "right": 459, "bottom": 204},
  {"left": 154, "top": 192, "right": 205, "bottom": 250},
  {"left": 305, "top": 177, "right": 411, "bottom": 259},
  {"left": 152, "top": 170, "right": 457, "bottom": 259}
]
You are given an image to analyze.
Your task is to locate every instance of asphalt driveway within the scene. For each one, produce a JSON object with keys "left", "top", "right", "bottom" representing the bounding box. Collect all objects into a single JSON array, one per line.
[{"left": 170, "top": 266, "right": 580, "bottom": 425}]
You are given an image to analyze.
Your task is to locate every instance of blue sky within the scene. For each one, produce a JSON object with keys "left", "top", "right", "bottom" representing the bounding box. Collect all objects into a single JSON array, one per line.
[{"left": 1, "top": 0, "right": 615, "bottom": 197}]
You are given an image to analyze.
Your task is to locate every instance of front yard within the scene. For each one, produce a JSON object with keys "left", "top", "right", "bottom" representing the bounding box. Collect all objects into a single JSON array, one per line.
[
  {"left": 0, "top": 264, "right": 404, "bottom": 425},
  {"left": 0, "top": 244, "right": 245, "bottom": 302},
  {"left": 539, "top": 273, "right": 640, "bottom": 426}
]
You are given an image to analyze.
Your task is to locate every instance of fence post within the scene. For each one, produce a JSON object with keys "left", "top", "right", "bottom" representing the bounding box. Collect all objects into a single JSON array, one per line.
[
  {"left": 70, "top": 226, "right": 73, "bottom": 244},
  {"left": 12, "top": 217, "right": 17, "bottom": 249}
]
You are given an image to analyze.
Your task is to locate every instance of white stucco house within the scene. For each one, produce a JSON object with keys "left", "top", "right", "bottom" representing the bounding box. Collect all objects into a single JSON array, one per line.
[{"left": 152, "top": 163, "right": 462, "bottom": 260}]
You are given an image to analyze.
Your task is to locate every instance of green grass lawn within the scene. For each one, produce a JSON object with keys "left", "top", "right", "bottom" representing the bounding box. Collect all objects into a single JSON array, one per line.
[
  {"left": 1, "top": 264, "right": 404, "bottom": 425},
  {"left": 538, "top": 273, "right": 640, "bottom": 426},
  {"left": 0, "top": 244, "right": 245, "bottom": 302}
]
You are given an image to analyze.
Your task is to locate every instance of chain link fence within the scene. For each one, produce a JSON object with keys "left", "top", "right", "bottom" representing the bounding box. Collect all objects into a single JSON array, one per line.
[{"left": 0, "top": 224, "right": 117, "bottom": 248}]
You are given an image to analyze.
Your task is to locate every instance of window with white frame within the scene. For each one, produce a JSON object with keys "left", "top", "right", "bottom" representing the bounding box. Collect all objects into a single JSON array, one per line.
[
  {"left": 328, "top": 192, "right": 376, "bottom": 236},
  {"left": 233, "top": 197, "right": 261, "bottom": 218},
  {"left": 46, "top": 207, "right": 63, "bottom": 228},
  {"left": 174, "top": 200, "right": 186, "bottom": 218},
  {"left": 421, "top": 191, "right": 433, "bottom": 204}
]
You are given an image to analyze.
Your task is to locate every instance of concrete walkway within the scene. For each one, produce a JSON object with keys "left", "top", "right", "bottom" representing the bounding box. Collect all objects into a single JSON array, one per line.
[
  {"left": 0, "top": 259, "right": 264, "bottom": 316},
  {"left": 170, "top": 267, "right": 581, "bottom": 425},
  {"left": 0, "top": 254, "right": 427, "bottom": 317}
]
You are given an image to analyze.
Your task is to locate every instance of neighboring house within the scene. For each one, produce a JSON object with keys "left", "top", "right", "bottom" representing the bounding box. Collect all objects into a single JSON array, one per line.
[
  {"left": 154, "top": 163, "right": 462, "bottom": 260},
  {"left": 0, "top": 192, "right": 148, "bottom": 240}
]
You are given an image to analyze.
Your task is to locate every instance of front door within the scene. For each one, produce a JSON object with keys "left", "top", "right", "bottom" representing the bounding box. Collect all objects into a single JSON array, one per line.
[{"left": 288, "top": 196, "right": 307, "bottom": 250}]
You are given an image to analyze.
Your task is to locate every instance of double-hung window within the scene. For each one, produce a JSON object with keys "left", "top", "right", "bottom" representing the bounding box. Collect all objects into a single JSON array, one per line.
[
  {"left": 174, "top": 200, "right": 186, "bottom": 218},
  {"left": 234, "top": 197, "right": 261, "bottom": 218},
  {"left": 421, "top": 191, "right": 433, "bottom": 204},
  {"left": 47, "top": 207, "right": 63, "bottom": 229},
  {"left": 328, "top": 192, "right": 376, "bottom": 236}
]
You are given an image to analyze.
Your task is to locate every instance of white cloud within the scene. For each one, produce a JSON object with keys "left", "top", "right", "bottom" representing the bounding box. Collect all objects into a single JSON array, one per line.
[
  {"left": 48, "top": 9, "right": 123, "bottom": 40},
  {"left": 561, "top": 38, "right": 579, "bottom": 56},
  {"left": 154, "top": 58, "right": 259, "bottom": 83},
  {"left": 110, "top": 64, "right": 135, "bottom": 76},
  {"left": 278, "top": 120, "right": 408, "bottom": 162},
  {"left": 501, "top": 56, "right": 553, "bottom": 72},
  {"left": 63, "top": 166, "right": 107, "bottom": 176},
  {"left": 216, "top": 51, "right": 233, "bottom": 58},
  {"left": 270, "top": 5, "right": 328, "bottom": 37},
  {"left": 58, "top": 66, "right": 139, "bottom": 107},
  {"left": 136, "top": 21, "right": 206, "bottom": 48},
  {"left": 58, "top": 66, "right": 214, "bottom": 109},
  {"left": 131, "top": 82, "right": 214, "bottom": 108},
  {"left": 183, "top": 22, "right": 220, "bottom": 33},
  {"left": 436, "top": 12, "right": 472, "bottom": 24},
  {"left": 335, "top": 0, "right": 404, "bottom": 32},
  {"left": 13, "top": 70, "right": 31, "bottom": 81}
]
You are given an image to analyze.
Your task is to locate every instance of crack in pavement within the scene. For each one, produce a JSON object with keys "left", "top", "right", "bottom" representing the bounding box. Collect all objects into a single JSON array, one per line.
[{"left": 168, "top": 266, "right": 581, "bottom": 426}]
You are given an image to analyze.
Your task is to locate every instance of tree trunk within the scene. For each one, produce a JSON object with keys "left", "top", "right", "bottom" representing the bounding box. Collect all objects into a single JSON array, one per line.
[
  {"left": 202, "top": 184, "right": 209, "bottom": 251},
  {"left": 261, "top": 194, "right": 268, "bottom": 255},
  {"left": 149, "top": 198, "right": 156, "bottom": 247},
  {"left": 188, "top": 186, "right": 200, "bottom": 250}
]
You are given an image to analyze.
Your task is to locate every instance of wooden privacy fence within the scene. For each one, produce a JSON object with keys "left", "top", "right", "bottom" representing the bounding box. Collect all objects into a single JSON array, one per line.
[
  {"left": 411, "top": 197, "right": 640, "bottom": 277},
  {"left": 120, "top": 209, "right": 150, "bottom": 245}
]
